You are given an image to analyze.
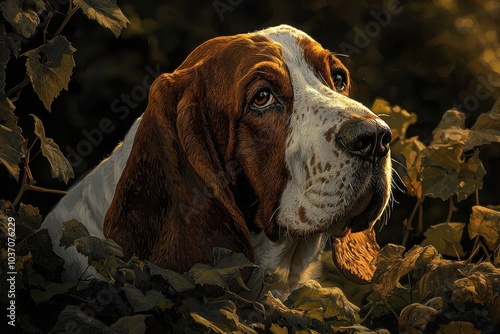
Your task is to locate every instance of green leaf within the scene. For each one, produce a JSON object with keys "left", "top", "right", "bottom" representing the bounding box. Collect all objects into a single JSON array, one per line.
[
  {"left": 13, "top": 203, "right": 42, "bottom": 240},
  {"left": 468, "top": 205, "right": 500, "bottom": 251},
  {"left": 286, "top": 280, "right": 360, "bottom": 323},
  {"left": 0, "top": 0, "right": 45, "bottom": 38},
  {"left": 419, "top": 146, "right": 462, "bottom": 201},
  {"left": 371, "top": 97, "right": 417, "bottom": 141},
  {"left": 25, "top": 35, "right": 76, "bottom": 111},
  {"left": 456, "top": 150, "right": 486, "bottom": 201},
  {"left": 30, "top": 283, "right": 75, "bottom": 305},
  {"left": 0, "top": 112, "right": 23, "bottom": 181},
  {"left": 146, "top": 261, "right": 196, "bottom": 292},
  {"left": 74, "top": 0, "right": 129, "bottom": 38},
  {"left": 110, "top": 314, "right": 150, "bottom": 334},
  {"left": 188, "top": 247, "right": 256, "bottom": 288},
  {"left": 123, "top": 284, "right": 165, "bottom": 313},
  {"left": 421, "top": 222, "right": 466, "bottom": 257},
  {"left": 50, "top": 305, "right": 115, "bottom": 334},
  {"left": 73, "top": 235, "right": 111, "bottom": 262},
  {"left": 59, "top": 219, "right": 91, "bottom": 248},
  {"left": 32, "top": 114, "right": 74, "bottom": 183}
]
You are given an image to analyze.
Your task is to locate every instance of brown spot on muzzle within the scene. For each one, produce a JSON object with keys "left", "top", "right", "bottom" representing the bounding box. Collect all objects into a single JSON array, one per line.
[
  {"left": 324, "top": 126, "right": 336, "bottom": 142},
  {"left": 298, "top": 206, "right": 308, "bottom": 223}
]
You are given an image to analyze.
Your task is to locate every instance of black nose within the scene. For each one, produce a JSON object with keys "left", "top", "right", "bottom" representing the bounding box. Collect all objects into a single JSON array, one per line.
[{"left": 337, "top": 118, "right": 392, "bottom": 161}]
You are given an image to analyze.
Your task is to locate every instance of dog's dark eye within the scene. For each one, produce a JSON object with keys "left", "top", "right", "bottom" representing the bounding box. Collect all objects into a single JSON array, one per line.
[
  {"left": 251, "top": 88, "right": 276, "bottom": 109},
  {"left": 332, "top": 72, "right": 347, "bottom": 92}
]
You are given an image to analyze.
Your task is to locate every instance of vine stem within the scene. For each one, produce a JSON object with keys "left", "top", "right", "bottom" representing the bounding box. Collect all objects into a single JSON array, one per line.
[
  {"left": 54, "top": 1, "right": 79, "bottom": 37},
  {"left": 446, "top": 197, "right": 455, "bottom": 222},
  {"left": 401, "top": 198, "right": 425, "bottom": 247},
  {"left": 27, "top": 185, "right": 68, "bottom": 195},
  {"left": 7, "top": 1, "right": 80, "bottom": 99}
]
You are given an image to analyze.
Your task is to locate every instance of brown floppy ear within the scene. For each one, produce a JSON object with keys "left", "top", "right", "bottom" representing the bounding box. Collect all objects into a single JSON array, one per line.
[{"left": 104, "top": 70, "right": 253, "bottom": 273}]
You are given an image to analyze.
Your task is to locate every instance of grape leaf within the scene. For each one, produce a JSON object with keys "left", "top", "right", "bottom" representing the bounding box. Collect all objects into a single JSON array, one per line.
[
  {"left": 391, "top": 137, "right": 426, "bottom": 198},
  {"left": 0, "top": 111, "right": 23, "bottom": 181},
  {"left": 188, "top": 247, "right": 256, "bottom": 288},
  {"left": 50, "top": 305, "right": 115, "bottom": 334},
  {"left": 0, "top": 0, "right": 45, "bottom": 38},
  {"left": 123, "top": 284, "right": 165, "bottom": 312},
  {"left": 285, "top": 280, "right": 359, "bottom": 322},
  {"left": 25, "top": 36, "right": 76, "bottom": 111},
  {"left": 432, "top": 105, "right": 500, "bottom": 151},
  {"left": 468, "top": 205, "right": 500, "bottom": 251},
  {"left": 32, "top": 114, "right": 74, "bottom": 183},
  {"left": 59, "top": 219, "right": 91, "bottom": 248},
  {"left": 456, "top": 150, "right": 486, "bottom": 201},
  {"left": 419, "top": 145, "right": 462, "bottom": 201},
  {"left": 373, "top": 244, "right": 441, "bottom": 300},
  {"left": 146, "top": 262, "right": 196, "bottom": 293},
  {"left": 421, "top": 222, "right": 466, "bottom": 257},
  {"left": 74, "top": 0, "right": 129, "bottom": 38},
  {"left": 371, "top": 97, "right": 417, "bottom": 141},
  {"left": 110, "top": 314, "right": 150, "bottom": 334}
]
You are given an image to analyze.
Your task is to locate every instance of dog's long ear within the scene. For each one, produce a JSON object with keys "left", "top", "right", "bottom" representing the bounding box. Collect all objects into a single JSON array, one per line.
[{"left": 104, "top": 71, "right": 253, "bottom": 273}]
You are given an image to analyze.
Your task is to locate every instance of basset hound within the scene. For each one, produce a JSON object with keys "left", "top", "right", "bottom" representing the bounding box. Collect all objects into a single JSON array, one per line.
[{"left": 42, "top": 25, "right": 392, "bottom": 293}]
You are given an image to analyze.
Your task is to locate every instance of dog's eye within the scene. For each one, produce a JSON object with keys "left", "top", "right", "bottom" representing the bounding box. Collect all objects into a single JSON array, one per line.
[
  {"left": 332, "top": 72, "right": 347, "bottom": 92},
  {"left": 251, "top": 88, "right": 276, "bottom": 109}
]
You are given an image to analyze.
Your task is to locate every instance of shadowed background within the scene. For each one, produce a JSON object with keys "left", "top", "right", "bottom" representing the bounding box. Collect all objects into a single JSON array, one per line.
[{"left": 2, "top": 0, "right": 500, "bottom": 247}]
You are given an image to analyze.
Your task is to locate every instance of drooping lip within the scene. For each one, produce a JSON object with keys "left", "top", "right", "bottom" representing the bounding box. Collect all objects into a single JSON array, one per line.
[{"left": 326, "top": 186, "right": 386, "bottom": 238}]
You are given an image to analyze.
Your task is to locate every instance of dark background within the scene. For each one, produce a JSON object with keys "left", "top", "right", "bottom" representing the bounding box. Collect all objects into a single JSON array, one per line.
[{"left": 3, "top": 0, "right": 500, "bottom": 246}]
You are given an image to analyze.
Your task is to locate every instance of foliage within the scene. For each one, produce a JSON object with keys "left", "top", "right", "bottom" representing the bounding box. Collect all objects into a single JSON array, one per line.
[{"left": 1, "top": 1, "right": 500, "bottom": 333}]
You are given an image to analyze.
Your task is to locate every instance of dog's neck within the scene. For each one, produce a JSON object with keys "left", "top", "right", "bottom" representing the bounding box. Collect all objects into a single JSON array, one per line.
[{"left": 250, "top": 231, "right": 327, "bottom": 297}]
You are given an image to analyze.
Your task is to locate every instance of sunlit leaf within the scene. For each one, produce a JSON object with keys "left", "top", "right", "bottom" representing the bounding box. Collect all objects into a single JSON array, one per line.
[
  {"left": 74, "top": 0, "right": 129, "bottom": 38},
  {"left": 25, "top": 36, "right": 76, "bottom": 111},
  {"left": 421, "top": 222, "right": 466, "bottom": 257},
  {"left": 32, "top": 114, "right": 74, "bottom": 183},
  {"left": 373, "top": 244, "right": 441, "bottom": 300},
  {"left": 286, "top": 280, "right": 359, "bottom": 322},
  {"left": 468, "top": 205, "right": 500, "bottom": 250},
  {"left": 371, "top": 97, "right": 417, "bottom": 141}
]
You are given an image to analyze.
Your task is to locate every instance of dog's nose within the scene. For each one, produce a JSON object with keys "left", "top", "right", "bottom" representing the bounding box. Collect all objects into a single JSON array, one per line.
[{"left": 337, "top": 118, "right": 392, "bottom": 161}]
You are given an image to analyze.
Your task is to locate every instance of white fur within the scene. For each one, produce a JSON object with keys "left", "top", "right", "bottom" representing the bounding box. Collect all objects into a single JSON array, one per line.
[{"left": 41, "top": 117, "right": 141, "bottom": 281}]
